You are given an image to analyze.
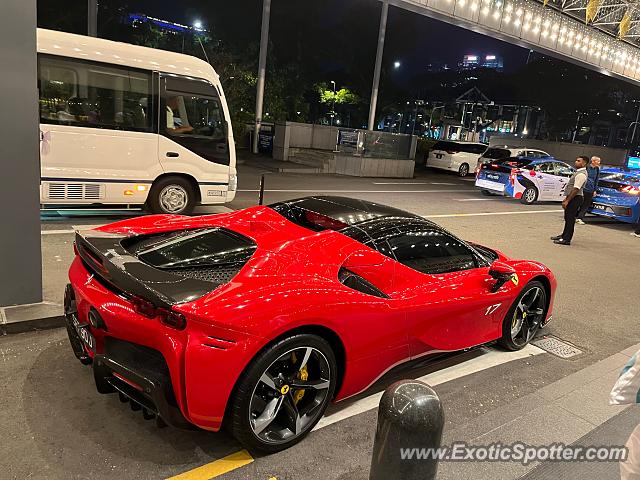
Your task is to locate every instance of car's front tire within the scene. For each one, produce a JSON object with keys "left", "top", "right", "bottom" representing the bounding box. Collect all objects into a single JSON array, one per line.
[
  {"left": 520, "top": 186, "right": 538, "bottom": 205},
  {"left": 228, "top": 334, "right": 337, "bottom": 454},
  {"left": 498, "top": 281, "right": 548, "bottom": 351}
]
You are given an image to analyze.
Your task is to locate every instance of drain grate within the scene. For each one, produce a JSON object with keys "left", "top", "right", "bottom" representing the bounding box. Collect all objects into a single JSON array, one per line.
[{"left": 532, "top": 336, "right": 583, "bottom": 359}]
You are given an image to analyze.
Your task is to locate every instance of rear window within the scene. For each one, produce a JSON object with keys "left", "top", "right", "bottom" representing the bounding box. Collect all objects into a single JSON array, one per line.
[
  {"left": 433, "top": 141, "right": 486, "bottom": 154},
  {"left": 482, "top": 148, "right": 510, "bottom": 160},
  {"left": 495, "top": 158, "right": 534, "bottom": 168},
  {"left": 122, "top": 228, "right": 257, "bottom": 269}
]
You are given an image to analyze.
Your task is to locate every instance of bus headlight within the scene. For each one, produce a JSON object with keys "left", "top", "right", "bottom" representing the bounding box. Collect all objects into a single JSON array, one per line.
[{"left": 229, "top": 174, "right": 237, "bottom": 191}]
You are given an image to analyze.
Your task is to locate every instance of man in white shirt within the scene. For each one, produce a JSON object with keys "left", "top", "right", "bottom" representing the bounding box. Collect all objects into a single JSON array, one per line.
[{"left": 550, "top": 155, "right": 589, "bottom": 245}]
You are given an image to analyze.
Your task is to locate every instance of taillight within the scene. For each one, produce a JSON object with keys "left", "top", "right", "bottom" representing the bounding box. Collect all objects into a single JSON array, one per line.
[
  {"left": 131, "top": 296, "right": 157, "bottom": 318},
  {"left": 158, "top": 309, "right": 187, "bottom": 330},
  {"left": 131, "top": 296, "right": 187, "bottom": 330},
  {"left": 621, "top": 185, "right": 640, "bottom": 195}
]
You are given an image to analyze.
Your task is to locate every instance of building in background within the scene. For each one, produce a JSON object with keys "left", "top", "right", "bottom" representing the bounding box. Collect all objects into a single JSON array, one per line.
[
  {"left": 460, "top": 54, "right": 504, "bottom": 71},
  {"left": 127, "top": 13, "right": 207, "bottom": 35}
]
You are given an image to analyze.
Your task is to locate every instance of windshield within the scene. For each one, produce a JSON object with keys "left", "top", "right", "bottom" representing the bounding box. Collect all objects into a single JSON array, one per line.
[{"left": 601, "top": 172, "right": 640, "bottom": 184}]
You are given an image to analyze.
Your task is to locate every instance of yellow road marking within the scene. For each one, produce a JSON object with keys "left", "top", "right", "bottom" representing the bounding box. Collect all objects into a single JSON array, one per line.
[{"left": 166, "top": 450, "right": 253, "bottom": 480}]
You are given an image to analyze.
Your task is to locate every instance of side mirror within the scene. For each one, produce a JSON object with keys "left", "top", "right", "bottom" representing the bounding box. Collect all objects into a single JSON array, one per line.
[{"left": 488, "top": 261, "right": 517, "bottom": 293}]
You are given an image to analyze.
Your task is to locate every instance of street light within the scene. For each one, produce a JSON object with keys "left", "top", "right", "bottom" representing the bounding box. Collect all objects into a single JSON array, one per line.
[
  {"left": 394, "top": 61, "right": 401, "bottom": 69},
  {"left": 330, "top": 80, "right": 336, "bottom": 128},
  {"left": 193, "top": 20, "right": 203, "bottom": 30}
]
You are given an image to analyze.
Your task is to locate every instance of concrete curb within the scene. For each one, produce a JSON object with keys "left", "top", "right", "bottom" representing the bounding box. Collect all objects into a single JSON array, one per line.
[{"left": 0, "top": 301, "right": 65, "bottom": 335}]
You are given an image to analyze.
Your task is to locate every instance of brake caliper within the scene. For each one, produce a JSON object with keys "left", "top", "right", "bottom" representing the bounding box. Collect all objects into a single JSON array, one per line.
[
  {"left": 294, "top": 364, "right": 308, "bottom": 405},
  {"left": 290, "top": 352, "right": 308, "bottom": 405}
]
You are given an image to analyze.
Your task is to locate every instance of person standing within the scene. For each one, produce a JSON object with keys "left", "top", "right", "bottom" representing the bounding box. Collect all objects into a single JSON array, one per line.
[
  {"left": 576, "top": 155, "right": 601, "bottom": 224},
  {"left": 551, "top": 156, "right": 589, "bottom": 245}
]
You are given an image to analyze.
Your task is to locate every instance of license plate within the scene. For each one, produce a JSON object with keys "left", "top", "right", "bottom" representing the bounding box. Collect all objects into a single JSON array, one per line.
[
  {"left": 72, "top": 315, "right": 96, "bottom": 351},
  {"left": 476, "top": 179, "right": 505, "bottom": 192},
  {"left": 592, "top": 203, "right": 610, "bottom": 212}
]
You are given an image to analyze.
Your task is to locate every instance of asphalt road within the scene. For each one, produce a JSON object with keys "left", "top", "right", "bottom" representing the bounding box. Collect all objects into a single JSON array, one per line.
[{"left": 4, "top": 163, "right": 639, "bottom": 479}]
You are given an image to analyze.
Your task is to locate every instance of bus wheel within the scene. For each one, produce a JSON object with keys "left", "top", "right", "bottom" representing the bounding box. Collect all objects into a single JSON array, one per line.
[{"left": 148, "top": 177, "right": 196, "bottom": 215}]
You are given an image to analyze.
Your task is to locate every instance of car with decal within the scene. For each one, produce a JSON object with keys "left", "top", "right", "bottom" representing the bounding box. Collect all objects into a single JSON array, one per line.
[
  {"left": 589, "top": 168, "right": 640, "bottom": 224},
  {"left": 475, "top": 157, "right": 575, "bottom": 204}
]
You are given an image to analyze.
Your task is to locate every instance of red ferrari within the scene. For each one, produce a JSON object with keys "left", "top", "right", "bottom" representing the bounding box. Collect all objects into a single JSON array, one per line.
[{"left": 64, "top": 196, "right": 556, "bottom": 452}]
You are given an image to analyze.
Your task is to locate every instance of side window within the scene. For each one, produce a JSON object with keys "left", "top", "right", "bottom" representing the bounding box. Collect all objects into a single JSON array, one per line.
[
  {"left": 516, "top": 150, "right": 526, "bottom": 157},
  {"left": 535, "top": 162, "right": 555, "bottom": 174},
  {"left": 162, "top": 76, "right": 225, "bottom": 140},
  {"left": 554, "top": 163, "right": 575, "bottom": 178},
  {"left": 161, "top": 75, "right": 229, "bottom": 165},
  {"left": 387, "top": 229, "right": 477, "bottom": 275},
  {"left": 38, "top": 55, "right": 152, "bottom": 132}
]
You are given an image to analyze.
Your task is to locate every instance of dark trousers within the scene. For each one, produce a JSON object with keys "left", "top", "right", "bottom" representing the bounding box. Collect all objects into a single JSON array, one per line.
[
  {"left": 561, "top": 196, "right": 583, "bottom": 242},
  {"left": 577, "top": 190, "right": 595, "bottom": 220}
]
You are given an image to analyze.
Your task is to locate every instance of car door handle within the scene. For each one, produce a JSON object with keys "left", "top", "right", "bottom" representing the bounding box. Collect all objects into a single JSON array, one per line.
[{"left": 166, "top": 152, "right": 179, "bottom": 158}]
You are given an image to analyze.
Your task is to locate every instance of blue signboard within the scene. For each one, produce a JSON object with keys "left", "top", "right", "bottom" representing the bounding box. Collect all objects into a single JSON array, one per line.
[
  {"left": 258, "top": 132, "right": 273, "bottom": 154},
  {"left": 628, "top": 155, "right": 640, "bottom": 169}
]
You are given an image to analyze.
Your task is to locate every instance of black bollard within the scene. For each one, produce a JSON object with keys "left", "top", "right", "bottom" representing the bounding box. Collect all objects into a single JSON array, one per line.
[
  {"left": 369, "top": 380, "right": 444, "bottom": 480},
  {"left": 258, "top": 173, "right": 265, "bottom": 205}
]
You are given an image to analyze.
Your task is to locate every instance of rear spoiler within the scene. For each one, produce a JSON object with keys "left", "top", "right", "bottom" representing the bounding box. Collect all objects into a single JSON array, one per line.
[{"left": 75, "top": 231, "right": 216, "bottom": 307}]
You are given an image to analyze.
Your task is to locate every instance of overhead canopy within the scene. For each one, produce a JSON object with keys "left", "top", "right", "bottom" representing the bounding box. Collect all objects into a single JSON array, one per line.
[{"left": 388, "top": 0, "right": 640, "bottom": 84}]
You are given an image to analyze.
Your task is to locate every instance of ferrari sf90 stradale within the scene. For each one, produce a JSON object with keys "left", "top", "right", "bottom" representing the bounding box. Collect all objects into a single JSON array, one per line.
[{"left": 64, "top": 196, "right": 556, "bottom": 452}]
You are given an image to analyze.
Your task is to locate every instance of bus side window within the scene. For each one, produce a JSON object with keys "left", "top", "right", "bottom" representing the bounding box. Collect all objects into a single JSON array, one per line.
[
  {"left": 38, "top": 54, "right": 152, "bottom": 132},
  {"left": 164, "top": 92, "right": 224, "bottom": 140}
]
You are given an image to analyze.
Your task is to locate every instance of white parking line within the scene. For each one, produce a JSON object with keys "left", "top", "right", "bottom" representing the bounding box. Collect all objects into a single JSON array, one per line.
[
  {"left": 40, "top": 209, "right": 564, "bottom": 235},
  {"left": 456, "top": 198, "right": 493, "bottom": 202},
  {"left": 238, "top": 189, "right": 464, "bottom": 193},
  {"left": 429, "top": 182, "right": 457, "bottom": 185},
  {"left": 41, "top": 224, "right": 106, "bottom": 235},
  {"left": 424, "top": 209, "right": 562, "bottom": 218},
  {"left": 314, "top": 345, "right": 544, "bottom": 431},
  {"left": 372, "top": 182, "right": 431, "bottom": 185}
]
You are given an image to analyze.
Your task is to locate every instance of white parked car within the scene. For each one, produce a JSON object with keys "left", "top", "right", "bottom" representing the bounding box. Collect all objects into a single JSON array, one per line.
[
  {"left": 477, "top": 146, "right": 552, "bottom": 168},
  {"left": 427, "top": 141, "right": 487, "bottom": 177}
]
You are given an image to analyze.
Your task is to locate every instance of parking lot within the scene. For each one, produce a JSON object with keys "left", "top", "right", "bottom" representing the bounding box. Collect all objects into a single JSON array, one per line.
[{"left": 4, "top": 162, "right": 640, "bottom": 480}]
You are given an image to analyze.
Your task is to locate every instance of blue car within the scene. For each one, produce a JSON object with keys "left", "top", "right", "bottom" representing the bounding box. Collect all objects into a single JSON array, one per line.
[{"left": 589, "top": 168, "right": 640, "bottom": 224}]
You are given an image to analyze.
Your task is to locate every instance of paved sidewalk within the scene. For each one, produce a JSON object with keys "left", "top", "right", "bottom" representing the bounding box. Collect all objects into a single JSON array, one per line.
[{"left": 437, "top": 342, "right": 640, "bottom": 479}]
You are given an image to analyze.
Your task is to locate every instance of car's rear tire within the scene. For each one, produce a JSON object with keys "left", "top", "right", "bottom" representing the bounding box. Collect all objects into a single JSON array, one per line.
[
  {"left": 228, "top": 334, "right": 337, "bottom": 454},
  {"left": 147, "top": 176, "right": 196, "bottom": 215},
  {"left": 498, "top": 281, "right": 548, "bottom": 351},
  {"left": 458, "top": 163, "right": 470, "bottom": 177},
  {"left": 520, "top": 186, "right": 538, "bottom": 205}
]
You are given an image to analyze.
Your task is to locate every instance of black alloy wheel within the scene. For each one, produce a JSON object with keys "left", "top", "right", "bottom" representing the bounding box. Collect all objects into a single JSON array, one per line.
[
  {"left": 228, "top": 334, "right": 337, "bottom": 453},
  {"left": 499, "top": 281, "right": 548, "bottom": 351}
]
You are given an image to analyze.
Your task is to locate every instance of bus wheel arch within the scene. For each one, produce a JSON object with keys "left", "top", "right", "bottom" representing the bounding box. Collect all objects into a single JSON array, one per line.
[{"left": 147, "top": 174, "right": 199, "bottom": 215}]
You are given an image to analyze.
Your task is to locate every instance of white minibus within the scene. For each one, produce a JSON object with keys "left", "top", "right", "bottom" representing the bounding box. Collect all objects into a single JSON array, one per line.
[{"left": 37, "top": 28, "right": 236, "bottom": 215}]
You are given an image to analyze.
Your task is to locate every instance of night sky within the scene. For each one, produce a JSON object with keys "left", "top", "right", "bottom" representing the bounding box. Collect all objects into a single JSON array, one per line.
[{"left": 128, "top": 0, "right": 531, "bottom": 76}]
